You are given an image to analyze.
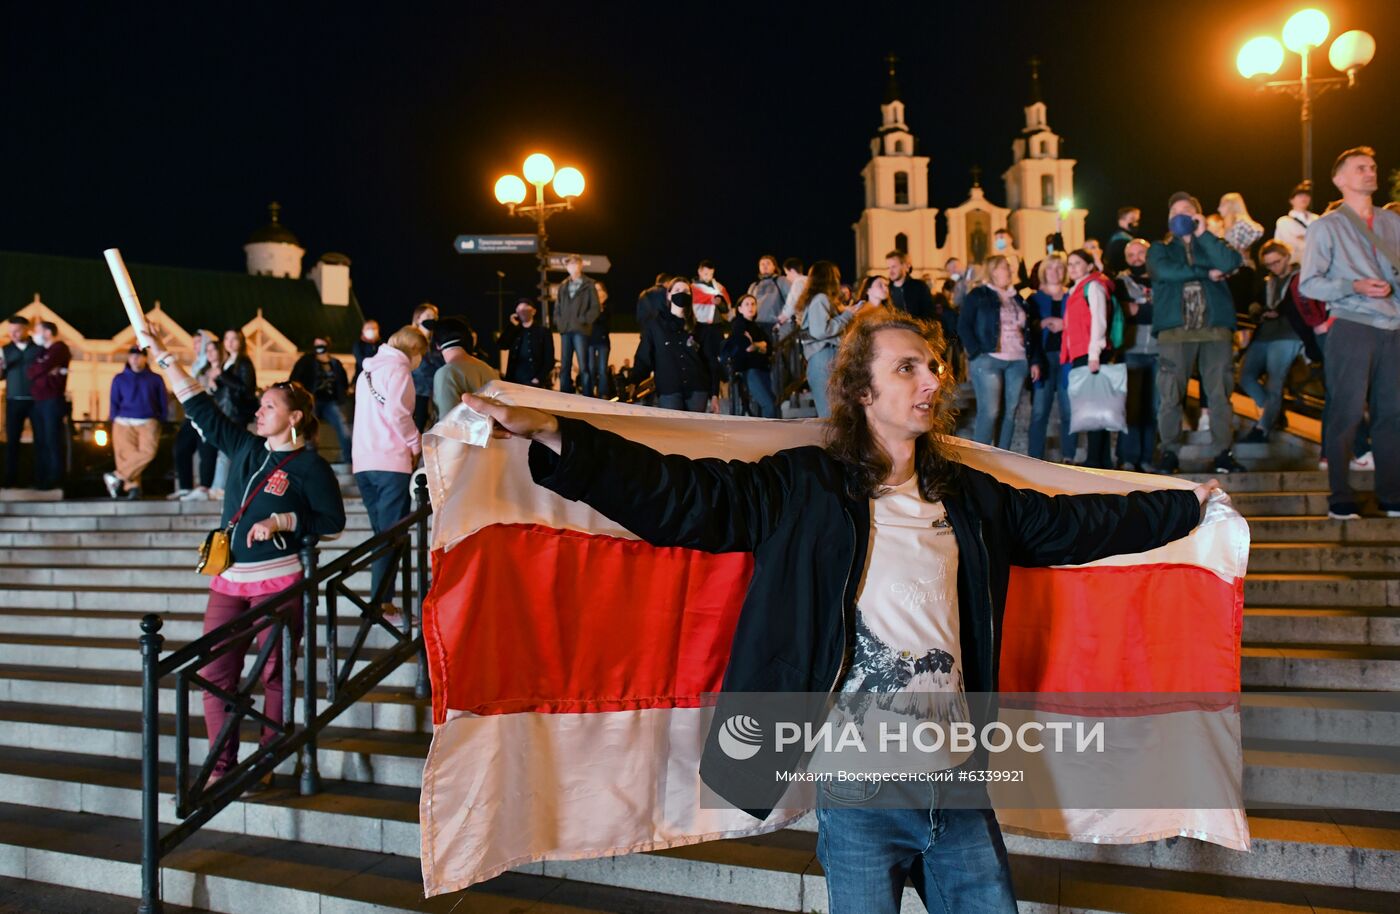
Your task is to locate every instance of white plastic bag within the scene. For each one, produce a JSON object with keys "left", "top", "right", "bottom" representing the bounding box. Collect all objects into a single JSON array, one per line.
[{"left": 1067, "top": 363, "right": 1128, "bottom": 433}]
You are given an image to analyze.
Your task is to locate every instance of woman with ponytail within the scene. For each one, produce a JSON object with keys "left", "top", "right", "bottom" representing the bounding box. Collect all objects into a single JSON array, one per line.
[{"left": 145, "top": 336, "right": 345, "bottom": 789}]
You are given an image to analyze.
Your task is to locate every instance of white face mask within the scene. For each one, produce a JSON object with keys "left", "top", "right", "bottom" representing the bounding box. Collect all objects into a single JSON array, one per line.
[{"left": 949, "top": 272, "right": 962, "bottom": 281}]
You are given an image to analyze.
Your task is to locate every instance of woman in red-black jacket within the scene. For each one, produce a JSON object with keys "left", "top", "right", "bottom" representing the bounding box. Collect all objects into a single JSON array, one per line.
[{"left": 1060, "top": 249, "right": 1116, "bottom": 468}]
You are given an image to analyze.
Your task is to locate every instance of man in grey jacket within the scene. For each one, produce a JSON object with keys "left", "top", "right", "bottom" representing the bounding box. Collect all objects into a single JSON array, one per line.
[
  {"left": 554, "top": 254, "right": 600, "bottom": 395},
  {"left": 1300, "top": 146, "right": 1400, "bottom": 519}
]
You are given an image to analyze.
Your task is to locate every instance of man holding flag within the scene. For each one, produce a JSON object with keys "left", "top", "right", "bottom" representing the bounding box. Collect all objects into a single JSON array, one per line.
[{"left": 454, "top": 310, "right": 1220, "bottom": 913}]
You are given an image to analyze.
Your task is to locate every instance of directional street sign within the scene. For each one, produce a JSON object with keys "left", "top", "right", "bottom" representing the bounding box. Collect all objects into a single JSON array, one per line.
[
  {"left": 546, "top": 253, "right": 612, "bottom": 274},
  {"left": 453, "top": 234, "right": 539, "bottom": 254}
]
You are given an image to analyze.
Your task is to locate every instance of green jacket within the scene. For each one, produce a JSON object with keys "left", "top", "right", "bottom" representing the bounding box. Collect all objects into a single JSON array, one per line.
[{"left": 1147, "top": 232, "right": 1242, "bottom": 333}]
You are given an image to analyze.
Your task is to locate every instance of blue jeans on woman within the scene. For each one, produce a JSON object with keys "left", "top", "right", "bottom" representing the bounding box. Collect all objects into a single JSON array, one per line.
[
  {"left": 354, "top": 470, "right": 412, "bottom": 604},
  {"left": 969, "top": 354, "right": 1028, "bottom": 450},
  {"left": 744, "top": 368, "right": 778, "bottom": 418},
  {"left": 807, "top": 345, "right": 837, "bottom": 418},
  {"left": 1028, "top": 351, "right": 1072, "bottom": 461},
  {"left": 1239, "top": 338, "right": 1303, "bottom": 434},
  {"left": 815, "top": 781, "right": 1017, "bottom": 913},
  {"left": 586, "top": 341, "right": 611, "bottom": 398}
]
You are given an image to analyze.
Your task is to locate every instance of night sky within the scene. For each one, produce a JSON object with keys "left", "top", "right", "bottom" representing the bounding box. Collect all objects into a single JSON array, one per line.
[{"left": 5, "top": 1, "right": 1398, "bottom": 341}]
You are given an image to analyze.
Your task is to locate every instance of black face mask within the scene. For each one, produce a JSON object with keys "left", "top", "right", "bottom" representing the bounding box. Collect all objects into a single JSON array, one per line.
[
  {"left": 669, "top": 292, "right": 692, "bottom": 311},
  {"left": 314, "top": 345, "right": 328, "bottom": 354}
]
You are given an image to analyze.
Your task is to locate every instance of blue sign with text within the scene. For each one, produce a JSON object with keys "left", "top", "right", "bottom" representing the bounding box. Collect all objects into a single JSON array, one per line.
[{"left": 453, "top": 234, "right": 539, "bottom": 254}]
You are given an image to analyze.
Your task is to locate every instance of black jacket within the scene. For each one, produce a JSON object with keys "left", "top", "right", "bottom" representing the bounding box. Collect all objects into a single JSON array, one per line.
[
  {"left": 720, "top": 314, "right": 773, "bottom": 374},
  {"left": 890, "top": 275, "right": 936, "bottom": 321},
  {"left": 290, "top": 354, "right": 348, "bottom": 405},
  {"left": 633, "top": 311, "right": 720, "bottom": 396},
  {"left": 499, "top": 321, "right": 555, "bottom": 386},
  {"left": 2, "top": 342, "right": 41, "bottom": 400},
  {"left": 212, "top": 355, "right": 259, "bottom": 424},
  {"left": 530, "top": 417, "right": 1202, "bottom": 818},
  {"left": 958, "top": 285, "right": 1044, "bottom": 365},
  {"left": 183, "top": 393, "right": 346, "bottom": 566}
]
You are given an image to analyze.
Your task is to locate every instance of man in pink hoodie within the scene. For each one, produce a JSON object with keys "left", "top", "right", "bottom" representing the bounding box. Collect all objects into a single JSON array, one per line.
[{"left": 352, "top": 325, "right": 428, "bottom": 613}]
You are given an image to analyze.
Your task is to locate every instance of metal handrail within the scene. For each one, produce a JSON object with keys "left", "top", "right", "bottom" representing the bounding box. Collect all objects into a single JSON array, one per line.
[{"left": 137, "top": 477, "right": 433, "bottom": 914}]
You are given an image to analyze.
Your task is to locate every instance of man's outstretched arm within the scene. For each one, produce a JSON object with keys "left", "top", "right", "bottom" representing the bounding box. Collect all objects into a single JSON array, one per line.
[{"left": 461, "top": 392, "right": 792, "bottom": 554}]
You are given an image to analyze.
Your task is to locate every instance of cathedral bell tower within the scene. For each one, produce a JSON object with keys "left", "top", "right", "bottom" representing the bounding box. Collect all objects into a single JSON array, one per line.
[
  {"left": 853, "top": 54, "right": 938, "bottom": 278},
  {"left": 1002, "top": 57, "right": 1086, "bottom": 254}
]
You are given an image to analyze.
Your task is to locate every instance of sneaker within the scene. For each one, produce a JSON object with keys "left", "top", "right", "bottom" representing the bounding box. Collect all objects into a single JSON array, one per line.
[
  {"left": 103, "top": 472, "right": 122, "bottom": 499},
  {"left": 209, "top": 488, "right": 225, "bottom": 500},
  {"left": 1198, "top": 409, "right": 1211, "bottom": 433},
  {"left": 120, "top": 486, "right": 142, "bottom": 500},
  {"left": 1379, "top": 503, "right": 1400, "bottom": 518},
  {"left": 1318, "top": 458, "right": 1329, "bottom": 470},
  {"left": 181, "top": 487, "right": 211, "bottom": 501},
  {"left": 166, "top": 488, "right": 189, "bottom": 501},
  {"left": 1241, "top": 427, "right": 1268, "bottom": 444},
  {"left": 1328, "top": 503, "right": 1363, "bottom": 520},
  {"left": 1351, "top": 452, "right": 1375, "bottom": 471},
  {"left": 1157, "top": 452, "right": 1181, "bottom": 475},
  {"left": 1213, "top": 451, "right": 1247, "bottom": 474}
]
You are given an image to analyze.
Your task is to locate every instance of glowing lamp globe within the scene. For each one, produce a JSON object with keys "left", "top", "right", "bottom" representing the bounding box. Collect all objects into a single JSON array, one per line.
[
  {"left": 522, "top": 153, "right": 556, "bottom": 186},
  {"left": 553, "top": 166, "right": 585, "bottom": 199},
  {"left": 494, "top": 174, "right": 527, "bottom": 206},
  {"left": 1282, "top": 8, "right": 1329, "bottom": 53},
  {"left": 95, "top": 428, "right": 109, "bottom": 448},
  {"left": 1058, "top": 197, "right": 1073, "bottom": 216},
  {"left": 1329, "top": 29, "right": 1376, "bottom": 73},
  {"left": 1237, "top": 36, "right": 1285, "bottom": 78}
]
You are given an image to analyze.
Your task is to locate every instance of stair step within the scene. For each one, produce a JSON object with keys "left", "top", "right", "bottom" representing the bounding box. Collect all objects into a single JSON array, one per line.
[
  {"left": 1247, "top": 516, "right": 1400, "bottom": 543},
  {"left": 1245, "top": 574, "right": 1400, "bottom": 608},
  {"left": 1183, "top": 471, "right": 1375, "bottom": 493},
  {"left": 1243, "top": 644, "right": 1400, "bottom": 689},
  {"left": 1245, "top": 607, "right": 1400, "bottom": 647},
  {"left": 1247, "top": 544, "right": 1400, "bottom": 574},
  {"left": 0, "top": 875, "right": 215, "bottom": 914}
]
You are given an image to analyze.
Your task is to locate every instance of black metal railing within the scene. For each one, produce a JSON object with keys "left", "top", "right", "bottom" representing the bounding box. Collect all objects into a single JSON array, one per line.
[{"left": 137, "top": 477, "right": 433, "bottom": 914}]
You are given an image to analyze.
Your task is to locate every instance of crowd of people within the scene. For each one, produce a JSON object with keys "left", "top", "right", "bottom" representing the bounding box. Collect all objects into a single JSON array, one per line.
[{"left": 2, "top": 151, "right": 1396, "bottom": 521}]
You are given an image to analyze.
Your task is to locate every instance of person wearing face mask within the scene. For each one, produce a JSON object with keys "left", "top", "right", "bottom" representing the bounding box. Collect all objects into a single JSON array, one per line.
[
  {"left": 1106, "top": 207, "right": 1143, "bottom": 275},
  {"left": 3, "top": 316, "right": 42, "bottom": 490},
  {"left": 721, "top": 294, "right": 778, "bottom": 418},
  {"left": 353, "top": 319, "right": 381, "bottom": 383},
  {"left": 25, "top": 321, "right": 71, "bottom": 492},
  {"left": 499, "top": 299, "right": 555, "bottom": 388},
  {"left": 410, "top": 303, "right": 445, "bottom": 430},
  {"left": 1061, "top": 250, "right": 1116, "bottom": 469},
  {"left": 633, "top": 279, "right": 721, "bottom": 413},
  {"left": 991, "top": 229, "right": 1030, "bottom": 291},
  {"left": 1026, "top": 255, "right": 1073, "bottom": 462},
  {"left": 353, "top": 325, "right": 429, "bottom": 615},
  {"left": 144, "top": 337, "right": 345, "bottom": 791},
  {"left": 1147, "top": 191, "right": 1246, "bottom": 475},
  {"left": 959, "top": 254, "right": 1042, "bottom": 450},
  {"left": 289, "top": 336, "right": 352, "bottom": 462}
]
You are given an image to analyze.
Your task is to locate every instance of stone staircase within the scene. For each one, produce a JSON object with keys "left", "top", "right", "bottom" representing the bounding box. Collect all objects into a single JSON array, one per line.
[{"left": 0, "top": 452, "right": 1398, "bottom": 913}]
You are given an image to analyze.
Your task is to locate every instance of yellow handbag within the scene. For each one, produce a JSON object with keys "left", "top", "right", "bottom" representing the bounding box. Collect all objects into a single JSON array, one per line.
[{"left": 196, "top": 451, "right": 299, "bottom": 576}]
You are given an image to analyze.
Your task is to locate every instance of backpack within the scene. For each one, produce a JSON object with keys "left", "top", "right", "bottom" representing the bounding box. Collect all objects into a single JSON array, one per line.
[{"left": 1288, "top": 273, "right": 1328, "bottom": 327}]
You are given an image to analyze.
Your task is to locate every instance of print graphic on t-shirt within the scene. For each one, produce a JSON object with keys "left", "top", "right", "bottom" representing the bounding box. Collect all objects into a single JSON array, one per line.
[
  {"left": 264, "top": 469, "right": 290, "bottom": 497},
  {"left": 838, "top": 616, "right": 968, "bottom": 728}
]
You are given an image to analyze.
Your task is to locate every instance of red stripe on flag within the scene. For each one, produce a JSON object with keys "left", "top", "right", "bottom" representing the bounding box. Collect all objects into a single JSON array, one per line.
[
  {"left": 423, "top": 524, "right": 753, "bottom": 724},
  {"left": 1000, "top": 564, "right": 1243, "bottom": 693},
  {"left": 424, "top": 527, "right": 1243, "bottom": 724}
]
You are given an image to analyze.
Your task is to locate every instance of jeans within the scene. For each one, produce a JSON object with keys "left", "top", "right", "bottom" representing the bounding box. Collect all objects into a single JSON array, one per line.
[
  {"left": 657, "top": 390, "right": 709, "bottom": 412},
  {"left": 199, "top": 587, "right": 302, "bottom": 777},
  {"left": 1117, "top": 353, "right": 1159, "bottom": 468},
  {"left": 4, "top": 398, "right": 35, "bottom": 487},
  {"left": 1323, "top": 320, "right": 1400, "bottom": 509},
  {"left": 32, "top": 398, "right": 67, "bottom": 488},
  {"left": 815, "top": 783, "right": 1017, "bottom": 913},
  {"left": 744, "top": 367, "right": 778, "bottom": 418},
  {"left": 560, "top": 331, "right": 588, "bottom": 394},
  {"left": 1156, "top": 336, "right": 1235, "bottom": 456},
  {"left": 1239, "top": 338, "right": 1303, "bottom": 434},
  {"left": 174, "top": 419, "right": 218, "bottom": 490},
  {"left": 969, "top": 354, "right": 1028, "bottom": 450},
  {"left": 586, "top": 341, "right": 611, "bottom": 398},
  {"left": 807, "top": 345, "right": 837, "bottom": 418},
  {"left": 315, "top": 400, "right": 352, "bottom": 463},
  {"left": 354, "top": 470, "right": 413, "bottom": 603},
  {"left": 1028, "top": 352, "right": 1072, "bottom": 461}
]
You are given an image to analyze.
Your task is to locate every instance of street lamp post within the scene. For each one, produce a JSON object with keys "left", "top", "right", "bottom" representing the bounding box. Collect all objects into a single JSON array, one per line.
[
  {"left": 1237, "top": 9, "right": 1375, "bottom": 185},
  {"left": 494, "top": 154, "right": 585, "bottom": 328}
]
